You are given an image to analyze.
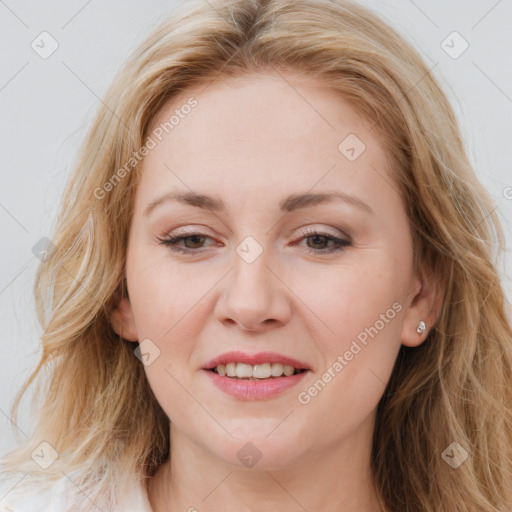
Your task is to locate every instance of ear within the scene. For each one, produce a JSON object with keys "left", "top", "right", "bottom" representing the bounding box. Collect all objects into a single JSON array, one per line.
[
  {"left": 109, "top": 296, "right": 139, "bottom": 342},
  {"left": 401, "top": 266, "right": 443, "bottom": 348}
]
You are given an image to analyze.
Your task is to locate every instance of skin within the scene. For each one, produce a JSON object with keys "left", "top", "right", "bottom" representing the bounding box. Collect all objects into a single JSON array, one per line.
[{"left": 111, "top": 70, "right": 440, "bottom": 512}]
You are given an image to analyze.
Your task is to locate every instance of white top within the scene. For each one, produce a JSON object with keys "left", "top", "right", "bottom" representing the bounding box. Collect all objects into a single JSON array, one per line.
[{"left": 0, "top": 475, "right": 152, "bottom": 511}]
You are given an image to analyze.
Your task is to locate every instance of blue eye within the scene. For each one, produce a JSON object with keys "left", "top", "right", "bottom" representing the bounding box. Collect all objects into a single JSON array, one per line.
[{"left": 158, "top": 229, "right": 351, "bottom": 255}]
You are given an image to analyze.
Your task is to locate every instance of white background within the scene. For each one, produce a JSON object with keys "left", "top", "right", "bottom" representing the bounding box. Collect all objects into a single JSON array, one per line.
[{"left": 1, "top": 0, "right": 511, "bottom": 457}]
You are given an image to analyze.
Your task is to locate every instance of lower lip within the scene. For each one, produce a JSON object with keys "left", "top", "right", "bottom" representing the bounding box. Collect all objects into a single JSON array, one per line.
[{"left": 203, "top": 369, "right": 309, "bottom": 400}]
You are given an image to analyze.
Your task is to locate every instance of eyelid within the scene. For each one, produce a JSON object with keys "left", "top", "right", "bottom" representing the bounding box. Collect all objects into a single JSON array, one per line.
[
  {"left": 160, "top": 224, "right": 349, "bottom": 243},
  {"left": 296, "top": 224, "right": 350, "bottom": 240},
  {"left": 157, "top": 224, "right": 215, "bottom": 242}
]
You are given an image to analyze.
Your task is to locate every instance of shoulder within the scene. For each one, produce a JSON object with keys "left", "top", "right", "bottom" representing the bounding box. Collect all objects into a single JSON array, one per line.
[
  {"left": 0, "top": 474, "right": 58, "bottom": 511},
  {"left": 0, "top": 473, "right": 152, "bottom": 512}
]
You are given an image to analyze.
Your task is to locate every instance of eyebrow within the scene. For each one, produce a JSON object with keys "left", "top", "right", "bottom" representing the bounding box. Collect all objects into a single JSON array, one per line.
[{"left": 143, "top": 190, "right": 374, "bottom": 217}]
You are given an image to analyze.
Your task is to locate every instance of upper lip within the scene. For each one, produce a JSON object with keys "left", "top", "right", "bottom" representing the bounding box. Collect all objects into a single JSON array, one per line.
[{"left": 203, "top": 351, "right": 311, "bottom": 370}]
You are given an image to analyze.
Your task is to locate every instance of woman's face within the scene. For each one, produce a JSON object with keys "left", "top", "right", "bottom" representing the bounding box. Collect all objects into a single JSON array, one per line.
[{"left": 112, "top": 71, "right": 432, "bottom": 470}]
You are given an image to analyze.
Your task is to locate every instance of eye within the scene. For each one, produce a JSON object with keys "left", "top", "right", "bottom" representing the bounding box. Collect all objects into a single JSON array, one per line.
[
  {"left": 294, "top": 227, "right": 351, "bottom": 254},
  {"left": 158, "top": 232, "right": 215, "bottom": 254},
  {"left": 158, "top": 227, "right": 351, "bottom": 256}
]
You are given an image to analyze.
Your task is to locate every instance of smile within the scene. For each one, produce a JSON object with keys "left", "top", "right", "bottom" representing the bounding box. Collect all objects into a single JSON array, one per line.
[
  {"left": 211, "top": 362, "right": 306, "bottom": 379},
  {"left": 202, "top": 351, "right": 311, "bottom": 400}
]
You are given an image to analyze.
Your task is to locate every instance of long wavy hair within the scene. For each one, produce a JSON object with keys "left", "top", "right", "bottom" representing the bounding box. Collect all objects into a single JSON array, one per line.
[{"left": 2, "top": 0, "right": 511, "bottom": 510}]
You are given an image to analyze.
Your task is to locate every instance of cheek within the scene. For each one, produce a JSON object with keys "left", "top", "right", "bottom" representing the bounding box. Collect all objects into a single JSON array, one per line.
[
  {"left": 126, "top": 247, "right": 206, "bottom": 336},
  {"left": 125, "top": 263, "right": 205, "bottom": 420},
  {"left": 291, "top": 254, "right": 405, "bottom": 413},
  {"left": 290, "top": 254, "right": 406, "bottom": 346}
]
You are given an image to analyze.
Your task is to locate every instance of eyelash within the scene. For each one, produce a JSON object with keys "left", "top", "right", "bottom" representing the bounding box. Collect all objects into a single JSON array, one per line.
[{"left": 158, "top": 228, "right": 351, "bottom": 255}]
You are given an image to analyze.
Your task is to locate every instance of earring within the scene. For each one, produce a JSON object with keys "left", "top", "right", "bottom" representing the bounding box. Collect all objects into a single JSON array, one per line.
[{"left": 416, "top": 320, "right": 426, "bottom": 335}]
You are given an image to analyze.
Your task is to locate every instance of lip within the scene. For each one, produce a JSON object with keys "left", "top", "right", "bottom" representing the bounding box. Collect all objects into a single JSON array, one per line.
[
  {"left": 203, "top": 368, "right": 310, "bottom": 401},
  {"left": 202, "top": 350, "right": 311, "bottom": 371}
]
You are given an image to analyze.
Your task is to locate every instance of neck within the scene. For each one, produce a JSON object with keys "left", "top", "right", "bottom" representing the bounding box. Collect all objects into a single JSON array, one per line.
[{"left": 147, "top": 411, "right": 384, "bottom": 512}]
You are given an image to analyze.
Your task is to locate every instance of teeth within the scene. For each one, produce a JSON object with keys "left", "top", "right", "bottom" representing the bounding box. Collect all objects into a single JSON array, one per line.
[
  {"left": 226, "top": 363, "right": 236, "bottom": 377},
  {"left": 253, "top": 363, "right": 271, "bottom": 379},
  {"left": 236, "top": 363, "right": 253, "bottom": 379},
  {"left": 274, "top": 363, "right": 295, "bottom": 377},
  {"left": 213, "top": 362, "right": 301, "bottom": 379}
]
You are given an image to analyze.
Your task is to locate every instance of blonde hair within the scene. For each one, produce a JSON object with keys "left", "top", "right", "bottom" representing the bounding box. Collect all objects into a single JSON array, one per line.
[{"left": 2, "top": 0, "right": 511, "bottom": 510}]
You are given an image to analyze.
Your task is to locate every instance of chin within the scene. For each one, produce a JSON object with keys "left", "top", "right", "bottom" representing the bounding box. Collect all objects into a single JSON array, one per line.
[{"left": 209, "top": 432, "right": 307, "bottom": 471}]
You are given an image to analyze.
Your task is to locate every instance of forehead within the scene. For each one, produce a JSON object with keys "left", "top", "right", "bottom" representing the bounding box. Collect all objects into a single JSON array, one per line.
[{"left": 137, "top": 71, "right": 392, "bottom": 210}]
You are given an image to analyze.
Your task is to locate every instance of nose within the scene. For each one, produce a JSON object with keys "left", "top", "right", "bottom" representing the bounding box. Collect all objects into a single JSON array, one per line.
[{"left": 214, "top": 249, "right": 292, "bottom": 332}]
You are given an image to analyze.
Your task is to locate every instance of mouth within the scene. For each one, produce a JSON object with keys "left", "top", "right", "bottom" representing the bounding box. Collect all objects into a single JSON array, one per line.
[
  {"left": 203, "top": 350, "right": 311, "bottom": 376},
  {"left": 208, "top": 362, "right": 307, "bottom": 380},
  {"left": 202, "top": 351, "right": 311, "bottom": 400}
]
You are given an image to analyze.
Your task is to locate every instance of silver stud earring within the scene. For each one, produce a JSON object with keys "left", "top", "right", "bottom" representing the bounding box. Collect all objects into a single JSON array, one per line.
[{"left": 416, "top": 320, "right": 426, "bottom": 335}]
